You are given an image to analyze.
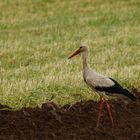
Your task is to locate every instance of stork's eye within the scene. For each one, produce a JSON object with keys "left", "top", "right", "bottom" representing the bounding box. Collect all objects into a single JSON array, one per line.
[{"left": 80, "top": 46, "right": 82, "bottom": 49}]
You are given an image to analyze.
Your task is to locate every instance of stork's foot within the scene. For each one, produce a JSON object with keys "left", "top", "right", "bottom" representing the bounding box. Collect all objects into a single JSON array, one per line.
[
  {"left": 96, "top": 97, "right": 115, "bottom": 128},
  {"left": 105, "top": 100, "right": 115, "bottom": 128}
]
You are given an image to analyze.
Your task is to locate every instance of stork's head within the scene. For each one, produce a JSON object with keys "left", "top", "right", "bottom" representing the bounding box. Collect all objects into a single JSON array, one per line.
[{"left": 68, "top": 45, "right": 88, "bottom": 59}]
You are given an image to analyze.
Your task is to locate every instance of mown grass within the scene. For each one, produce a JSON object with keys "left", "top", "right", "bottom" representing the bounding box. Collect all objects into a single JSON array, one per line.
[{"left": 0, "top": 0, "right": 140, "bottom": 109}]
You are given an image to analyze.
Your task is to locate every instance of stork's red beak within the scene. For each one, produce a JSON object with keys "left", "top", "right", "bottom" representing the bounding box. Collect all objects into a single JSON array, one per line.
[{"left": 68, "top": 48, "right": 81, "bottom": 59}]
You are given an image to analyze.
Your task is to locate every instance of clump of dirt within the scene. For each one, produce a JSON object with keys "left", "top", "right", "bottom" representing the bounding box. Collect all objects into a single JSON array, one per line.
[{"left": 0, "top": 92, "right": 139, "bottom": 140}]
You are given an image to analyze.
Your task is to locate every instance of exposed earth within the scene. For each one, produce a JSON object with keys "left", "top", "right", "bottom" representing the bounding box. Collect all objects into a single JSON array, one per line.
[{"left": 0, "top": 91, "right": 139, "bottom": 140}]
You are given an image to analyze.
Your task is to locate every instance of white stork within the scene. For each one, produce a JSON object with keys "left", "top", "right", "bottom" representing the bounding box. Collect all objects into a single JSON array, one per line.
[{"left": 68, "top": 45, "right": 136, "bottom": 128}]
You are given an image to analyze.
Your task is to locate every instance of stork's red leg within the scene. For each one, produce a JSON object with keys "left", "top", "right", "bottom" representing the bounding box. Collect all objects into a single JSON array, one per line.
[
  {"left": 105, "top": 100, "right": 115, "bottom": 128},
  {"left": 96, "top": 96, "right": 104, "bottom": 128}
]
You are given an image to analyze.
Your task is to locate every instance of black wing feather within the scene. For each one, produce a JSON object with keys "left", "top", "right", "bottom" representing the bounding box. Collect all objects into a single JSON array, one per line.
[{"left": 95, "top": 78, "right": 136, "bottom": 101}]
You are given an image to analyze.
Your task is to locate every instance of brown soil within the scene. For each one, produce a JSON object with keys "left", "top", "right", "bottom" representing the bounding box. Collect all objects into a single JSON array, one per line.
[{"left": 0, "top": 92, "right": 139, "bottom": 140}]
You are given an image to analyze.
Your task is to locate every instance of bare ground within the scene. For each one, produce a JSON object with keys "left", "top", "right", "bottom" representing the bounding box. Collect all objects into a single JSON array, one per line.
[{"left": 0, "top": 91, "right": 139, "bottom": 140}]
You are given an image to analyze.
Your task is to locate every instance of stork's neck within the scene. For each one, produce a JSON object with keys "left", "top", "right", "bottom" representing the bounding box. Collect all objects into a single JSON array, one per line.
[{"left": 82, "top": 50, "right": 89, "bottom": 70}]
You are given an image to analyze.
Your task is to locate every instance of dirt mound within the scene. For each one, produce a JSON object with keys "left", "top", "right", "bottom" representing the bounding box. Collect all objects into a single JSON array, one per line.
[{"left": 0, "top": 92, "right": 139, "bottom": 140}]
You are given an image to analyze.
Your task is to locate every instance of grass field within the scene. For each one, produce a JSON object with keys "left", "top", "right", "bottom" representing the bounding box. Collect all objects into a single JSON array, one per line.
[{"left": 0, "top": 0, "right": 140, "bottom": 109}]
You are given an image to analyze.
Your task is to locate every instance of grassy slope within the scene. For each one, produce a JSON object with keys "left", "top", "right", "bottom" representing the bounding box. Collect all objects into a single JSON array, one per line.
[{"left": 0, "top": 0, "right": 140, "bottom": 109}]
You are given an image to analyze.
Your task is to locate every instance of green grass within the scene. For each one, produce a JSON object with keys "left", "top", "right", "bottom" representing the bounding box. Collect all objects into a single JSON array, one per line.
[{"left": 0, "top": 0, "right": 140, "bottom": 109}]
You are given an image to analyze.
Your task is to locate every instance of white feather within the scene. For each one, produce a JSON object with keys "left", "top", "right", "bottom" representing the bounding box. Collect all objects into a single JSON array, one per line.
[{"left": 83, "top": 68, "right": 115, "bottom": 88}]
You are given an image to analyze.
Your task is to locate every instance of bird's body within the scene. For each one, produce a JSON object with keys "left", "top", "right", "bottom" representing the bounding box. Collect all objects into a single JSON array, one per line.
[
  {"left": 68, "top": 45, "right": 136, "bottom": 128},
  {"left": 83, "top": 67, "right": 114, "bottom": 92},
  {"left": 83, "top": 66, "right": 135, "bottom": 100}
]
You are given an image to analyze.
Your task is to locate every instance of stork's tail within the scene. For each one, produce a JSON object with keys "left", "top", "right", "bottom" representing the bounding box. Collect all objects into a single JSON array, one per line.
[{"left": 123, "top": 89, "right": 136, "bottom": 101}]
